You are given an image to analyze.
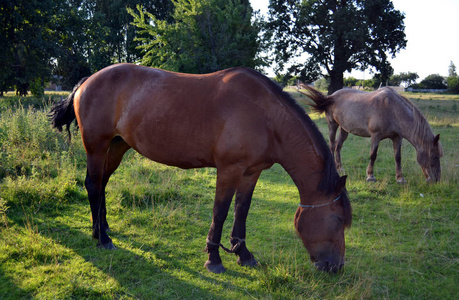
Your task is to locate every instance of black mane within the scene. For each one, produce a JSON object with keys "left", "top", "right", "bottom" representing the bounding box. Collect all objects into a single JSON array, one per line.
[
  {"left": 242, "top": 68, "right": 352, "bottom": 227},
  {"left": 242, "top": 68, "right": 339, "bottom": 192}
]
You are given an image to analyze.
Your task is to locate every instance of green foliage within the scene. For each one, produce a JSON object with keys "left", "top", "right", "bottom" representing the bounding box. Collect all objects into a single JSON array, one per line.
[
  {"left": 266, "top": 0, "right": 406, "bottom": 94},
  {"left": 344, "top": 77, "right": 358, "bottom": 87},
  {"left": 273, "top": 74, "right": 298, "bottom": 87},
  {"left": 448, "top": 61, "right": 457, "bottom": 77},
  {"left": 314, "top": 77, "right": 330, "bottom": 91},
  {"left": 447, "top": 61, "right": 459, "bottom": 94},
  {"left": 128, "top": 0, "right": 261, "bottom": 73},
  {"left": 411, "top": 74, "right": 447, "bottom": 90},
  {"left": 30, "top": 79, "right": 45, "bottom": 99},
  {"left": 0, "top": 0, "right": 59, "bottom": 95},
  {"left": 447, "top": 76, "right": 459, "bottom": 94},
  {"left": 0, "top": 197, "right": 8, "bottom": 228},
  {"left": 390, "top": 72, "right": 419, "bottom": 87},
  {"left": 0, "top": 0, "right": 175, "bottom": 93}
]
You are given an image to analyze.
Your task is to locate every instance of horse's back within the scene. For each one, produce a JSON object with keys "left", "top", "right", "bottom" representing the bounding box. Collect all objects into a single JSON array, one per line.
[
  {"left": 74, "top": 64, "right": 275, "bottom": 169},
  {"left": 329, "top": 88, "right": 411, "bottom": 137}
]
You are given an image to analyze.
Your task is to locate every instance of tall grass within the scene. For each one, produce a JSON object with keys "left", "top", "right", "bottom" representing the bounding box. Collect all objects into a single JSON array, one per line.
[{"left": 0, "top": 91, "right": 457, "bottom": 299}]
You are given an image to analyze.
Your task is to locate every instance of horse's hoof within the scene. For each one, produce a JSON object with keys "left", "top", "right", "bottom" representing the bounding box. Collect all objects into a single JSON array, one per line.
[
  {"left": 204, "top": 261, "right": 226, "bottom": 274},
  {"left": 237, "top": 257, "right": 259, "bottom": 267},
  {"left": 97, "top": 241, "right": 116, "bottom": 250},
  {"left": 396, "top": 178, "right": 406, "bottom": 184},
  {"left": 366, "top": 176, "right": 376, "bottom": 182}
]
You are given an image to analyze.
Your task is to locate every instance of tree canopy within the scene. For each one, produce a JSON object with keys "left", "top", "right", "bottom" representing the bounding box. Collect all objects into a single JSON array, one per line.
[
  {"left": 1, "top": 0, "right": 263, "bottom": 95},
  {"left": 266, "top": 0, "right": 407, "bottom": 94},
  {"left": 0, "top": 0, "right": 59, "bottom": 95},
  {"left": 128, "top": 0, "right": 261, "bottom": 74},
  {"left": 0, "top": 0, "right": 174, "bottom": 95}
]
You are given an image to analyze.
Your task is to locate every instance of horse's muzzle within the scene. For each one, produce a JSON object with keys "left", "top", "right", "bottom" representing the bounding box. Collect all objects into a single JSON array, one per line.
[{"left": 314, "top": 260, "right": 344, "bottom": 273}]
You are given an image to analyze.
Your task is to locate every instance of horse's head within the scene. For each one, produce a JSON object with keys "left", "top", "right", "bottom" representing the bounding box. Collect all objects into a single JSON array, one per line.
[
  {"left": 294, "top": 176, "right": 351, "bottom": 273},
  {"left": 417, "top": 134, "right": 443, "bottom": 182}
]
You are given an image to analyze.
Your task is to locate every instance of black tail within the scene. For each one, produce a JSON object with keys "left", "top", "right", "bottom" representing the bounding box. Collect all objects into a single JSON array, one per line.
[
  {"left": 298, "top": 84, "right": 334, "bottom": 114},
  {"left": 49, "top": 77, "right": 89, "bottom": 140}
]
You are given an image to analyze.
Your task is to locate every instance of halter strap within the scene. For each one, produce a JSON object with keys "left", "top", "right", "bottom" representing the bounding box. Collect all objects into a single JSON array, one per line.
[{"left": 299, "top": 195, "right": 342, "bottom": 209}]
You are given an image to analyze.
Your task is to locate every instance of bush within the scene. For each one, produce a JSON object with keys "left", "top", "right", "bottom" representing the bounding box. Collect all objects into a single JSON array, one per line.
[{"left": 30, "top": 78, "right": 45, "bottom": 98}]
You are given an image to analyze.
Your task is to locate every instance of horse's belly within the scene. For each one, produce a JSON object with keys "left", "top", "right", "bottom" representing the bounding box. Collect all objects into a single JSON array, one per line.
[
  {"left": 339, "top": 120, "right": 371, "bottom": 137},
  {"left": 346, "top": 127, "right": 371, "bottom": 137},
  {"left": 127, "top": 131, "right": 216, "bottom": 169}
]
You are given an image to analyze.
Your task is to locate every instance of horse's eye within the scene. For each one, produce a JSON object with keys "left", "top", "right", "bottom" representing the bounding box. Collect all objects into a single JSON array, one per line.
[{"left": 335, "top": 216, "right": 344, "bottom": 225}]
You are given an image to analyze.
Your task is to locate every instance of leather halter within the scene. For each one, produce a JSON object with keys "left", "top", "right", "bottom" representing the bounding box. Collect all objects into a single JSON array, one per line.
[{"left": 299, "top": 194, "right": 342, "bottom": 209}]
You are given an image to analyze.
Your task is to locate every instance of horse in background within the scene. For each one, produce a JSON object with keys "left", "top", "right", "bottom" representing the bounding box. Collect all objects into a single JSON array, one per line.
[
  {"left": 300, "top": 85, "right": 443, "bottom": 183},
  {"left": 50, "top": 64, "right": 352, "bottom": 274}
]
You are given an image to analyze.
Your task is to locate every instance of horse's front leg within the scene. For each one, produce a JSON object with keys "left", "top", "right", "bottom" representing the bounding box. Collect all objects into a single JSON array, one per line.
[
  {"left": 205, "top": 167, "right": 240, "bottom": 273},
  {"left": 229, "top": 171, "right": 261, "bottom": 267},
  {"left": 392, "top": 135, "right": 405, "bottom": 184},
  {"left": 366, "top": 135, "right": 381, "bottom": 182}
]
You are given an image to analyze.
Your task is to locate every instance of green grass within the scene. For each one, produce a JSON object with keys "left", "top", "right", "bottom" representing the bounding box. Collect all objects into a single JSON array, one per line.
[{"left": 0, "top": 91, "right": 458, "bottom": 299}]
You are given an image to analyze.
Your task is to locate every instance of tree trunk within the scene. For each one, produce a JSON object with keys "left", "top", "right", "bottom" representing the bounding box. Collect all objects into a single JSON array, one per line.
[{"left": 327, "top": 70, "right": 344, "bottom": 95}]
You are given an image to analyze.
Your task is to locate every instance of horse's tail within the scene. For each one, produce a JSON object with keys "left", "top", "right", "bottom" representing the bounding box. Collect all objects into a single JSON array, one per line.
[
  {"left": 49, "top": 77, "right": 89, "bottom": 140},
  {"left": 298, "top": 84, "right": 334, "bottom": 114}
]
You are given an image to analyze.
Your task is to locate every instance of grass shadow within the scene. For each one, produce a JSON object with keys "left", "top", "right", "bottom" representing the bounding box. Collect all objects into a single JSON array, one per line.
[{"left": 4, "top": 199, "right": 263, "bottom": 299}]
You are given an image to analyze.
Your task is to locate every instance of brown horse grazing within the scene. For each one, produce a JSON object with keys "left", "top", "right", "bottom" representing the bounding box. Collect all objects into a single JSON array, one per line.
[
  {"left": 50, "top": 63, "right": 352, "bottom": 273},
  {"left": 300, "top": 85, "right": 443, "bottom": 183}
]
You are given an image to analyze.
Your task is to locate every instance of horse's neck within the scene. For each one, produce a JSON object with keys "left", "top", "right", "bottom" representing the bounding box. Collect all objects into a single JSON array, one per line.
[
  {"left": 397, "top": 110, "right": 433, "bottom": 152},
  {"left": 273, "top": 118, "right": 325, "bottom": 198}
]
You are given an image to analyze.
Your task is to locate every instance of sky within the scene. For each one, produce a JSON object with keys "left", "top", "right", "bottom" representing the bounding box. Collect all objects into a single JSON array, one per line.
[{"left": 250, "top": 0, "right": 459, "bottom": 81}]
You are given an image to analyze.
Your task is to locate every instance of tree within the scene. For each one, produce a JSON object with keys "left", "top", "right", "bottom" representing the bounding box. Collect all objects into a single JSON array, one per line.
[
  {"left": 418, "top": 74, "right": 447, "bottom": 90},
  {"left": 448, "top": 61, "right": 457, "bottom": 77},
  {"left": 0, "top": 0, "right": 176, "bottom": 94},
  {"left": 128, "top": 0, "right": 261, "bottom": 74},
  {"left": 0, "top": 0, "right": 60, "bottom": 95},
  {"left": 447, "top": 76, "right": 459, "bottom": 94},
  {"left": 266, "top": 0, "right": 406, "bottom": 94},
  {"left": 447, "top": 61, "right": 459, "bottom": 94},
  {"left": 54, "top": 0, "right": 175, "bottom": 88},
  {"left": 389, "top": 72, "right": 418, "bottom": 87},
  {"left": 398, "top": 72, "right": 419, "bottom": 87}
]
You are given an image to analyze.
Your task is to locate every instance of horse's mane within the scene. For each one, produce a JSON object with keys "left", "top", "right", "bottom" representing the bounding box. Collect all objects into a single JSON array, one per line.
[
  {"left": 239, "top": 68, "right": 348, "bottom": 198},
  {"left": 382, "top": 87, "right": 437, "bottom": 149},
  {"left": 266, "top": 76, "right": 351, "bottom": 227}
]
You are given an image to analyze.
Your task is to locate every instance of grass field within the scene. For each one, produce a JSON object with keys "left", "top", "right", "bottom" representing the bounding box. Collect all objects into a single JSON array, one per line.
[{"left": 0, "top": 89, "right": 458, "bottom": 299}]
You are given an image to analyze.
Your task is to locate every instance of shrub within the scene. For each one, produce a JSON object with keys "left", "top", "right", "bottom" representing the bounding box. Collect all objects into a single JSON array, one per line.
[{"left": 30, "top": 78, "right": 45, "bottom": 98}]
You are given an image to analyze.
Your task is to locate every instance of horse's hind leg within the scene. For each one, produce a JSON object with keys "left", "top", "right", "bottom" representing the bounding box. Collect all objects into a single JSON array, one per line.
[
  {"left": 100, "top": 136, "right": 132, "bottom": 232},
  {"left": 326, "top": 117, "right": 339, "bottom": 163},
  {"left": 230, "top": 171, "right": 262, "bottom": 267},
  {"left": 335, "top": 127, "right": 349, "bottom": 173},
  {"left": 85, "top": 150, "right": 115, "bottom": 249},
  {"left": 366, "top": 135, "right": 381, "bottom": 182},
  {"left": 86, "top": 136, "right": 131, "bottom": 249},
  {"left": 392, "top": 135, "right": 405, "bottom": 184}
]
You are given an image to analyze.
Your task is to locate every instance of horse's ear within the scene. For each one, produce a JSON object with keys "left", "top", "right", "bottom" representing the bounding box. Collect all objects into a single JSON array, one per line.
[
  {"left": 336, "top": 175, "right": 347, "bottom": 193},
  {"left": 434, "top": 134, "right": 440, "bottom": 146}
]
